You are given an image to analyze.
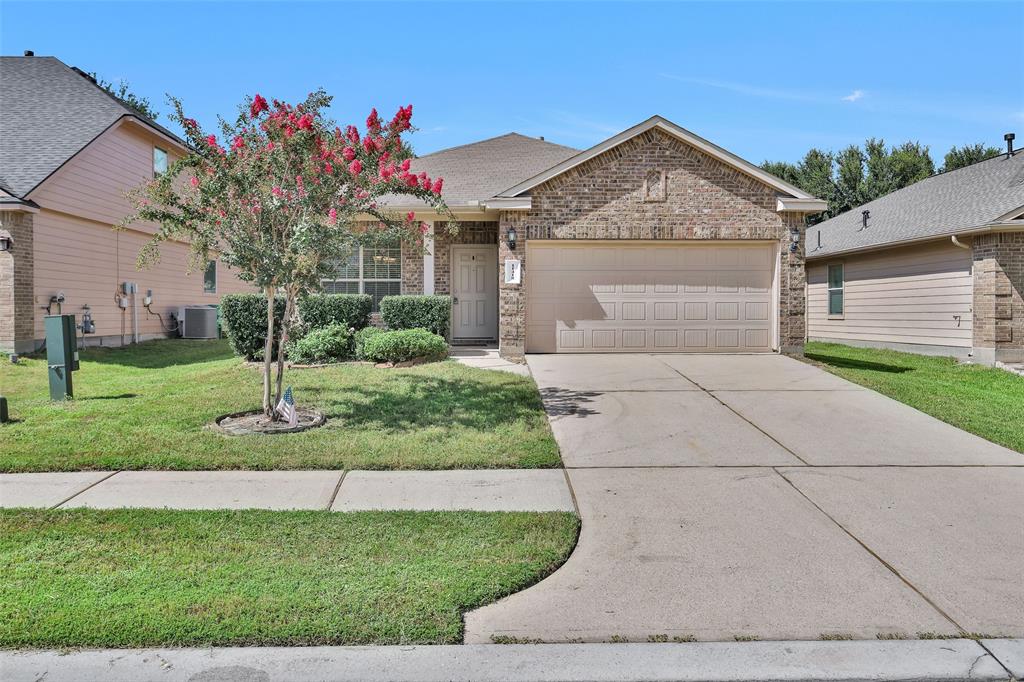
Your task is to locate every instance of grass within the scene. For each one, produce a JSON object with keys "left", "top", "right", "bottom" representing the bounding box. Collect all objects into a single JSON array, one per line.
[
  {"left": 0, "top": 507, "right": 579, "bottom": 648},
  {"left": 0, "top": 339, "right": 560, "bottom": 471},
  {"left": 805, "top": 342, "right": 1024, "bottom": 454}
]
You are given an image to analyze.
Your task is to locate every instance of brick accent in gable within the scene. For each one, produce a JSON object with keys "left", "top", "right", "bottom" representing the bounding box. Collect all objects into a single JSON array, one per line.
[{"left": 498, "top": 128, "right": 809, "bottom": 359}]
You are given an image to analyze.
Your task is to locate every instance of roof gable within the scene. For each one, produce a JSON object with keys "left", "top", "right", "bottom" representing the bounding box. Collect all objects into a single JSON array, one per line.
[
  {"left": 497, "top": 116, "right": 815, "bottom": 200},
  {"left": 0, "top": 55, "right": 183, "bottom": 198}
]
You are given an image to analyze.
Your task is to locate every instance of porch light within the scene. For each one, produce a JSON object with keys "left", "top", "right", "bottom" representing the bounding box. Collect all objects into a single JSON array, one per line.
[
  {"left": 789, "top": 226, "right": 800, "bottom": 253},
  {"left": 506, "top": 227, "right": 517, "bottom": 250},
  {"left": 0, "top": 230, "right": 12, "bottom": 252}
]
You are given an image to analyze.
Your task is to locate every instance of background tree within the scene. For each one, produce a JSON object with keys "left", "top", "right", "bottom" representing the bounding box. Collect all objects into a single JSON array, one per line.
[
  {"left": 94, "top": 75, "right": 160, "bottom": 121},
  {"left": 762, "top": 139, "right": 934, "bottom": 223},
  {"left": 124, "top": 91, "right": 453, "bottom": 418},
  {"left": 942, "top": 143, "right": 1001, "bottom": 171}
]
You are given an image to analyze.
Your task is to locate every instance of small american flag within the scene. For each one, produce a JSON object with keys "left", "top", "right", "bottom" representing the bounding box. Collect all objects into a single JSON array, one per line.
[{"left": 276, "top": 386, "right": 298, "bottom": 426}]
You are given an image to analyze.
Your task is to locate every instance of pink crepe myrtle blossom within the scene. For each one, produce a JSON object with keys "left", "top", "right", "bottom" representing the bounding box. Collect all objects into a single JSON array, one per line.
[
  {"left": 232, "top": 135, "right": 245, "bottom": 151},
  {"left": 345, "top": 125, "right": 360, "bottom": 144},
  {"left": 206, "top": 135, "right": 218, "bottom": 147},
  {"left": 250, "top": 94, "right": 269, "bottom": 117},
  {"left": 297, "top": 113, "right": 314, "bottom": 130},
  {"left": 348, "top": 159, "right": 362, "bottom": 175},
  {"left": 342, "top": 147, "right": 356, "bottom": 161},
  {"left": 432, "top": 178, "right": 443, "bottom": 194},
  {"left": 324, "top": 162, "right": 334, "bottom": 174},
  {"left": 400, "top": 158, "right": 411, "bottom": 172},
  {"left": 190, "top": 176, "right": 200, "bottom": 189},
  {"left": 328, "top": 207, "right": 337, "bottom": 225}
]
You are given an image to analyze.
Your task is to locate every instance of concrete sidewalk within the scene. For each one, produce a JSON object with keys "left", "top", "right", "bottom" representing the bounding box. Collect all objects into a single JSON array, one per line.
[
  {"left": 0, "top": 469, "right": 574, "bottom": 512},
  {"left": 1, "top": 640, "right": 1017, "bottom": 682}
]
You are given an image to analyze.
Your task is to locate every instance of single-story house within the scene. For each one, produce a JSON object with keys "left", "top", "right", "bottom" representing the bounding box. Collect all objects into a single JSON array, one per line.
[
  {"left": 0, "top": 54, "right": 249, "bottom": 354},
  {"left": 379, "top": 116, "right": 826, "bottom": 359},
  {"left": 806, "top": 144, "right": 1024, "bottom": 365}
]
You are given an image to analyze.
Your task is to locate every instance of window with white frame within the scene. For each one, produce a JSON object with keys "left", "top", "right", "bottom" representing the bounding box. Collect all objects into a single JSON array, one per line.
[
  {"left": 153, "top": 146, "right": 168, "bottom": 176},
  {"left": 203, "top": 259, "right": 217, "bottom": 294},
  {"left": 827, "top": 263, "right": 844, "bottom": 316},
  {"left": 322, "top": 241, "right": 401, "bottom": 311}
]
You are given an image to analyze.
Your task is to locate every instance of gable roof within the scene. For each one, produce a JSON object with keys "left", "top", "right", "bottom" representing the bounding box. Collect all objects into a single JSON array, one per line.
[
  {"left": 0, "top": 55, "right": 183, "bottom": 199},
  {"left": 496, "top": 115, "right": 817, "bottom": 200},
  {"left": 404, "top": 133, "right": 579, "bottom": 206},
  {"left": 806, "top": 150, "right": 1024, "bottom": 259}
]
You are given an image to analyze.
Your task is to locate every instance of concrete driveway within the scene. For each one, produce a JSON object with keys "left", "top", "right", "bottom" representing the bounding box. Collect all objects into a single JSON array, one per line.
[{"left": 464, "top": 353, "right": 1024, "bottom": 643}]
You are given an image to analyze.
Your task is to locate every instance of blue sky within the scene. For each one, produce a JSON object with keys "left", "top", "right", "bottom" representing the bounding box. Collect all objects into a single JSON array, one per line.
[{"left": 3, "top": 1, "right": 1022, "bottom": 164}]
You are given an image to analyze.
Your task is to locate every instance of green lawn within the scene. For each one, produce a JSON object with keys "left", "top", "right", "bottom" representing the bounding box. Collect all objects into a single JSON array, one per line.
[
  {"left": 0, "top": 508, "right": 578, "bottom": 648},
  {"left": 0, "top": 340, "right": 560, "bottom": 472},
  {"left": 805, "top": 342, "right": 1024, "bottom": 453}
]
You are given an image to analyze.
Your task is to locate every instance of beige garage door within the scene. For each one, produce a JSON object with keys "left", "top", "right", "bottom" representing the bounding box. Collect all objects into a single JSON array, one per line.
[{"left": 526, "top": 241, "right": 776, "bottom": 353}]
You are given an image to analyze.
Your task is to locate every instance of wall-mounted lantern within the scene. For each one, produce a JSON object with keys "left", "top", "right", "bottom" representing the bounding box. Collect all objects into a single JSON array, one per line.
[
  {"left": 506, "top": 226, "right": 517, "bottom": 250},
  {"left": 0, "top": 230, "right": 12, "bottom": 252},
  {"left": 789, "top": 226, "right": 800, "bottom": 253}
]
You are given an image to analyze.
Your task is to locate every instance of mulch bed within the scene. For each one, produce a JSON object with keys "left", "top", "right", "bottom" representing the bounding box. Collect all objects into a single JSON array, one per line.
[{"left": 212, "top": 408, "right": 327, "bottom": 435}]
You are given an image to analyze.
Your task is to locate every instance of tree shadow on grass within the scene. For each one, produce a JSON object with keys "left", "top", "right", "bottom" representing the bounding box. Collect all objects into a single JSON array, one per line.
[
  {"left": 304, "top": 374, "right": 551, "bottom": 432},
  {"left": 83, "top": 340, "right": 234, "bottom": 370},
  {"left": 80, "top": 393, "right": 139, "bottom": 401},
  {"left": 805, "top": 352, "right": 912, "bottom": 374}
]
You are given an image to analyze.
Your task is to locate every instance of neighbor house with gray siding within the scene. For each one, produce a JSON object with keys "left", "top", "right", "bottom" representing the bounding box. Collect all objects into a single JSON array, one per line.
[{"left": 806, "top": 146, "right": 1024, "bottom": 364}]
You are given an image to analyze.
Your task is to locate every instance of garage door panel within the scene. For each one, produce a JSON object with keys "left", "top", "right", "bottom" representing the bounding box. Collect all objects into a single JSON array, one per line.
[{"left": 526, "top": 242, "right": 775, "bottom": 353}]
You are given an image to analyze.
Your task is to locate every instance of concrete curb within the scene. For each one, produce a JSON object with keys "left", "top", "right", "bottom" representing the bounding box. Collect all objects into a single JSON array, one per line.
[{"left": 1, "top": 640, "right": 1016, "bottom": 682}]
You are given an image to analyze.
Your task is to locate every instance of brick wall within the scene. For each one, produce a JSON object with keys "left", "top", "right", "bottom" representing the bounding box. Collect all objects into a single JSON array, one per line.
[
  {"left": 432, "top": 221, "right": 498, "bottom": 295},
  {"left": 973, "top": 232, "right": 1024, "bottom": 362},
  {"left": 498, "top": 128, "right": 809, "bottom": 359},
  {"left": 0, "top": 210, "right": 35, "bottom": 354}
]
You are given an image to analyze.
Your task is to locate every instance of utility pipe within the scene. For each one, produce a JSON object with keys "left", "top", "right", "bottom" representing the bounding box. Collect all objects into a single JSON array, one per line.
[{"left": 951, "top": 235, "right": 971, "bottom": 250}]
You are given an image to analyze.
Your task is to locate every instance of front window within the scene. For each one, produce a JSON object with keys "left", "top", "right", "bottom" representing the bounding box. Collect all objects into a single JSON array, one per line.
[
  {"left": 153, "top": 147, "right": 168, "bottom": 176},
  {"left": 827, "top": 263, "right": 844, "bottom": 316},
  {"left": 322, "top": 241, "right": 401, "bottom": 311},
  {"left": 203, "top": 259, "right": 217, "bottom": 294}
]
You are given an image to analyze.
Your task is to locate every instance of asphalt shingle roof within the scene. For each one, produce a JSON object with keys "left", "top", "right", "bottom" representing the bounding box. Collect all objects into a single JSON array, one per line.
[
  {"left": 381, "top": 133, "right": 579, "bottom": 207},
  {"left": 0, "top": 55, "right": 181, "bottom": 198},
  {"left": 806, "top": 150, "right": 1024, "bottom": 258}
]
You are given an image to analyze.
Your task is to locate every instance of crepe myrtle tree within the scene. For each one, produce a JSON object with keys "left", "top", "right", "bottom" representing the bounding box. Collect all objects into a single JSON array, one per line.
[{"left": 123, "top": 90, "right": 454, "bottom": 418}]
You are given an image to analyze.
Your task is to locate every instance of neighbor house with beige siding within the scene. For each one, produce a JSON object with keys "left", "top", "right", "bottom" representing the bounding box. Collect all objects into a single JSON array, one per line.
[
  {"left": 0, "top": 54, "right": 250, "bottom": 354},
  {"left": 806, "top": 143, "right": 1024, "bottom": 364}
]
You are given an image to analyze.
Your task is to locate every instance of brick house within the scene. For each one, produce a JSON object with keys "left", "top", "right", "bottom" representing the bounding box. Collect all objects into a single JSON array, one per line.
[
  {"left": 374, "top": 116, "right": 826, "bottom": 359},
  {"left": 806, "top": 144, "right": 1024, "bottom": 365},
  {"left": 0, "top": 54, "right": 249, "bottom": 354}
]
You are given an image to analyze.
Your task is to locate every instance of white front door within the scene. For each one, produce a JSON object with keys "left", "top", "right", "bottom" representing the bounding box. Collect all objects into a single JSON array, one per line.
[{"left": 452, "top": 245, "right": 498, "bottom": 340}]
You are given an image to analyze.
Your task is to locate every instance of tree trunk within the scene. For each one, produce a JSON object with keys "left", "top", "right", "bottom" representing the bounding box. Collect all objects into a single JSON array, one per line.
[
  {"left": 263, "top": 286, "right": 275, "bottom": 417},
  {"left": 273, "top": 289, "right": 295, "bottom": 411}
]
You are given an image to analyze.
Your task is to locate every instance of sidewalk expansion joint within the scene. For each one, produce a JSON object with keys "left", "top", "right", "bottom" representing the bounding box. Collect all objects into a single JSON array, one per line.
[
  {"left": 51, "top": 470, "right": 121, "bottom": 509},
  {"left": 326, "top": 470, "right": 347, "bottom": 510}
]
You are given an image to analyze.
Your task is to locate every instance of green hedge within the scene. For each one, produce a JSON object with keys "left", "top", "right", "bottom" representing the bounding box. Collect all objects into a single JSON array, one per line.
[
  {"left": 220, "top": 294, "right": 286, "bottom": 361},
  {"left": 354, "top": 327, "right": 385, "bottom": 361},
  {"left": 380, "top": 295, "right": 452, "bottom": 338},
  {"left": 360, "top": 328, "right": 448, "bottom": 364},
  {"left": 299, "top": 294, "right": 372, "bottom": 333},
  {"left": 220, "top": 293, "right": 371, "bottom": 361},
  {"left": 288, "top": 324, "right": 353, "bottom": 364}
]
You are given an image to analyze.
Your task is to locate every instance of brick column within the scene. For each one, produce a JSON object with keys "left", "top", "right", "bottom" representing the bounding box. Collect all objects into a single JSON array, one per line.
[
  {"left": 779, "top": 212, "right": 807, "bottom": 355},
  {"left": 498, "top": 211, "right": 528, "bottom": 360},
  {"left": 973, "top": 232, "right": 1024, "bottom": 364},
  {"left": 0, "top": 210, "right": 35, "bottom": 354}
]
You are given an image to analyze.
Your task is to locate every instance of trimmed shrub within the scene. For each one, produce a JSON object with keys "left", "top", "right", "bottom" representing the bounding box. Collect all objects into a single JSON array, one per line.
[
  {"left": 220, "top": 294, "right": 286, "bottom": 361},
  {"left": 380, "top": 295, "right": 452, "bottom": 338},
  {"left": 299, "top": 294, "right": 372, "bottom": 332},
  {"left": 360, "top": 328, "right": 448, "bottom": 364},
  {"left": 220, "top": 293, "right": 371, "bottom": 361},
  {"left": 354, "top": 326, "right": 385, "bottom": 361},
  {"left": 288, "top": 324, "right": 353, "bottom": 364}
]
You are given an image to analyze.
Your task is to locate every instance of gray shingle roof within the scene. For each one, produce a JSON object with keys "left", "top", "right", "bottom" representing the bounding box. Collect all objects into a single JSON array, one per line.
[
  {"left": 0, "top": 55, "right": 181, "bottom": 198},
  {"left": 806, "top": 150, "right": 1024, "bottom": 258},
  {"left": 380, "top": 133, "right": 579, "bottom": 207}
]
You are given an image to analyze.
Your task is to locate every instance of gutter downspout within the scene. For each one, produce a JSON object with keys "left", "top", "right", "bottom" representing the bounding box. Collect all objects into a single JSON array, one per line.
[{"left": 950, "top": 235, "right": 971, "bottom": 250}]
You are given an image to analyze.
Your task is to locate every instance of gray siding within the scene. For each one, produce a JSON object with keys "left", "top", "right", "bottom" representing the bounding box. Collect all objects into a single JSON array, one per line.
[{"left": 807, "top": 239, "right": 973, "bottom": 350}]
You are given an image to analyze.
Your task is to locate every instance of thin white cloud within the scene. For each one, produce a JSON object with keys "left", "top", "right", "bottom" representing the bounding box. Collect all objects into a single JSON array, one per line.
[
  {"left": 842, "top": 90, "right": 865, "bottom": 103},
  {"left": 658, "top": 73, "right": 820, "bottom": 103}
]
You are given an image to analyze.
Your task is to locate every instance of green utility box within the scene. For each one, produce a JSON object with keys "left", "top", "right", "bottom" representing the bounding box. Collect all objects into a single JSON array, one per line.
[{"left": 45, "top": 314, "right": 79, "bottom": 401}]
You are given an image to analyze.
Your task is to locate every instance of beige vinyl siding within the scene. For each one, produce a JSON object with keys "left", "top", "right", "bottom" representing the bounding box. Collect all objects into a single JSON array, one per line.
[
  {"left": 32, "top": 209, "right": 251, "bottom": 341},
  {"left": 807, "top": 240, "right": 973, "bottom": 349},
  {"left": 27, "top": 119, "right": 175, "bottom": 235}
]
